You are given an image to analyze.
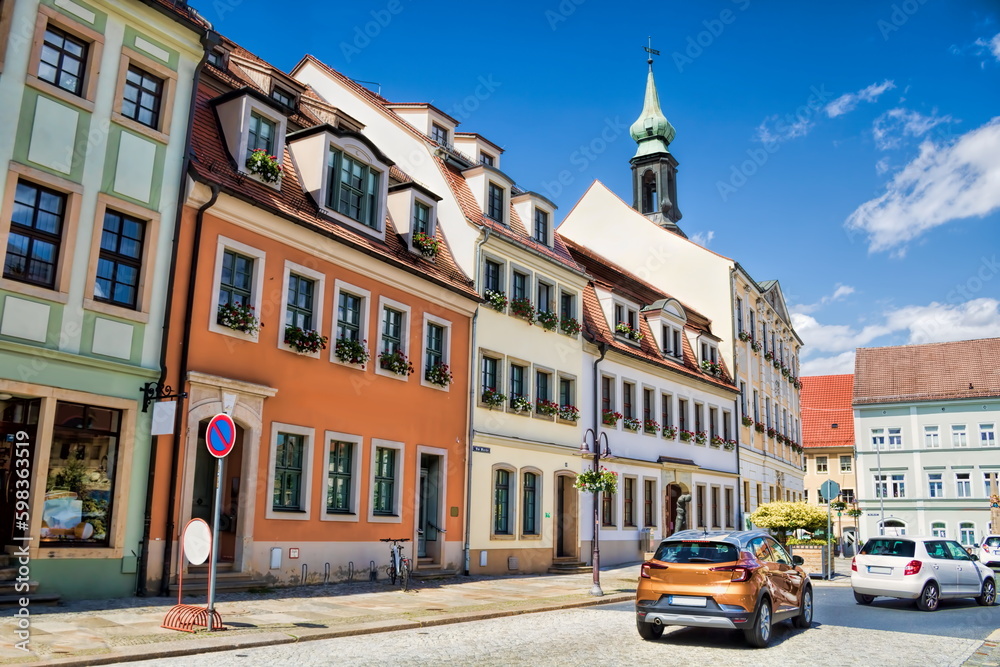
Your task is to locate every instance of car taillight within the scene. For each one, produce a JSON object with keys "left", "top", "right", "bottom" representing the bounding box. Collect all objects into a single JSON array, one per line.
[
  {"left": 851, "top": 557, "right": 857, "bottom": 572},
  {"left": 904, "top": 560, "right": 922, "bottom": 575},
  {"left": 640, "top": 561, "right": 668, "bottom": 578},
  {"left": 710, "top": 553, "right": 760, "bottom": 582}
]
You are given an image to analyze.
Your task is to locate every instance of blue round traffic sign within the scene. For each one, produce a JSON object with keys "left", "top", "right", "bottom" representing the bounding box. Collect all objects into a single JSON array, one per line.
[{"left": 206, "top": 413, "right": 236, "bottom": 458}]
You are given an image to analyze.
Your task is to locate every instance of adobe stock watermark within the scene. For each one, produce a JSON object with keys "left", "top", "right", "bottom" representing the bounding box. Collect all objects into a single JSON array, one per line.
[
  {"left": 540, "top": 116, "right": 628, "bottom": 201},
  {"left": 716, "top": 85, "right": 831, "bottom": 202},
  {"left": 11, "top": 429, "right": 34, "bottom": 653},
  {"left": 545, "top": 0, "right": 587, "bottom": 31},
  {"left": 877, "top": 0, "right": 931, "bottom": 41},
  {"left": 340, "top": 0, "right": 405, "bottom": 64},
  {"left": 946, "top": 255, "right": 999, "bottom": 304},
  {"left": 672, "top": 0, "right": 751, "bottom": 73}
]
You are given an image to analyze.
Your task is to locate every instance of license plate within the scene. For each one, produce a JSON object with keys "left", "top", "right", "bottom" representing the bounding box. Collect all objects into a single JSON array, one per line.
[
  {"left": 993, "top": 550, "right": 1000, "bottom": 555},
  {"left": 669, "top": 596, "right": 707, "bottom": 607},
  {"left": 868, "top": 566, "right": 892, "bottom": 575}
]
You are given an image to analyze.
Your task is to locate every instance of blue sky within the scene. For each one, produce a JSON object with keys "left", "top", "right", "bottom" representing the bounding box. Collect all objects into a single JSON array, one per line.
[{"left": 209, "top": 0, "right": 1000, "bottom": 375}]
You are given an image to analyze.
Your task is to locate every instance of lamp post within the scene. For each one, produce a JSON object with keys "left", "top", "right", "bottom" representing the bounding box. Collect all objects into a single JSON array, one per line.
[
  {"left": 874, "top": 439, "right": 886, "bottom": 535},
  {"left": 581, "top": 428, "right": 610, "bottom": 597}
]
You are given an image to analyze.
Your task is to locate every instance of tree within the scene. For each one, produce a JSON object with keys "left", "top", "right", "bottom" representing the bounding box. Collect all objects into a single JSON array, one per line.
[{"left": 749, "top": 502, "right": 827, "bottom": 544}]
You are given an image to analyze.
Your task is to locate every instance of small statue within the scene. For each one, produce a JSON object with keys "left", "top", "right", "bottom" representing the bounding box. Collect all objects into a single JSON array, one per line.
[{"left": 675, "top": 493, "right": 692, "bottom": 532}]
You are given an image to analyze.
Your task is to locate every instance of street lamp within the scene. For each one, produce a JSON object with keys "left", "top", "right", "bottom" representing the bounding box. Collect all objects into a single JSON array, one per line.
[
  {"left": 581, "top": 427, "right": 611, "bottom": 597},
  {"left": 874, "top": 439, "right": 886, "bottom": 535}
]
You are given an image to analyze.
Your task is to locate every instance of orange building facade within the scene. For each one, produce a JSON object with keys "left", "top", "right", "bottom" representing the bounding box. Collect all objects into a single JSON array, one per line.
[{"left": 144, "top": 42, "right": 478, "bottom": 592}]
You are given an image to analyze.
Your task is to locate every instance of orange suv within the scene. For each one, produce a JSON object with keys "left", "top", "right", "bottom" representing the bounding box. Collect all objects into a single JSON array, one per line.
[{"left": 635, "top": 529, "right": 813, "bottom": 648}]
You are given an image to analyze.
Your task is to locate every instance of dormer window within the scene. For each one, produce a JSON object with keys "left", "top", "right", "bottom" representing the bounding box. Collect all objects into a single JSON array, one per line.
[
  {"left": 533, "top": 209, "right": 549, "bottom": 245},
  {"left": 207, "top": 49, "right": 225, "bottom": 68},
  {"left": 431, "top": 123, "right": 449, "bottom": 146},
  {"left": 614, "top": 303, "right": 637, "bottom": 329},
  {"left": 700, "top": 341, "right": 718, "bottom": 364},
  {"left": 327, "top": 148, "right": 381, "bottom": 229},
  {"left": 481, "top": 152, "right": 495, "bottom": 167},
  {"left": 662, "top": 325, "right": 682, "bottom": 359},
  {"left": 271, "top": 86, "right": 295, "bottom": 108},
  {"left": 487, "top": 182, "right": 505, "bottom": 222},
  {"left": 248, "top": 111, "right": 276, "bottom": 161},
  {"left": 413, "top": 201, "right": 430, "bottom": 235}
]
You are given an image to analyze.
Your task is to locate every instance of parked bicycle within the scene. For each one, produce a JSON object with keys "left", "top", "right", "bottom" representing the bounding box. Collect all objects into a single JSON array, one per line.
[{"left": 380, "top": 537, "right": 411, "bottom": 591}]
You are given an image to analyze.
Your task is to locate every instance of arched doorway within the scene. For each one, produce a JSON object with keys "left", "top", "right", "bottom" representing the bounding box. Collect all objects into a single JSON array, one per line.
[{"left": 664, "top": 483, "right": 687, "bottom": 536}]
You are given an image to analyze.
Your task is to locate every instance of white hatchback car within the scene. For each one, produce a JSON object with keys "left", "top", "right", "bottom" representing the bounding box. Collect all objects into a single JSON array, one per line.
[
  {"left": 851, "top": 536, "right": 996, "bottom": 611},
  {"left": 981, "top": 535, "right": 1000, "bottom": 568}
]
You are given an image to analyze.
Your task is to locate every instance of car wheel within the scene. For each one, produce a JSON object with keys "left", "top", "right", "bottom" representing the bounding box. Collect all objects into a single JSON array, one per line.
[
  {"left": 792, "top": 586, "right": 813, "bottom": 629},
  {"left": 744, "top": 596, "right": 772, "bottom": 648},
  {"left": 916, "top": 581, "right": 939, "bottom": 611},
  {"left": 636, "top": 617, "right": 664, "bottom": 640},
  {"left": 976, "top": 578, "right": 996, "bottom": 606},
  {"left": 853, "top": 591, "right": 875, "bottom": 605}
]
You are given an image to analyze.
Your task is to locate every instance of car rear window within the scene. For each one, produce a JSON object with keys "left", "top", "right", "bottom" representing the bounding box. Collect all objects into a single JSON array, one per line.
[
  {"left": 985, "top": 537, "right": 1000, "bottom": 548},
  {"left": 653, "top": 540, "right": 739, "bottom": 564},
  {"left": 859, "top": 538, "right": 915, "bottom": 557}
]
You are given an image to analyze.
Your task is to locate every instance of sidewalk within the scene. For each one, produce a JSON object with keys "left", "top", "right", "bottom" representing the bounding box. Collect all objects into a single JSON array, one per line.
[{"left": 1, "top": 564, "right": 641, "bottom": 666}]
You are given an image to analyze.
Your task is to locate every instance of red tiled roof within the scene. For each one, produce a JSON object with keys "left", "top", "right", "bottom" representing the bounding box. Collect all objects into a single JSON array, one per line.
[
  {"left": 143, "top": 0, "right": 211, "bottom": 29},
  {"left": 801, "top": 374, "right": 855, "bottom": 448},
  {"left": 853, "top": 338, "right": 1000, "bottom": 405},
  {"left": 188, "top": 83, "right": 476, "bottom": 299},
  {"left": 437, "top": 159, "right": 585, "bottom": 274}
]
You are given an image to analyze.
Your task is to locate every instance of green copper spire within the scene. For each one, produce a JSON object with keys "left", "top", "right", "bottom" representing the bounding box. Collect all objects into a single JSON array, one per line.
[{"left": 630, "top": 59, "right": 675, "bottom": 159}]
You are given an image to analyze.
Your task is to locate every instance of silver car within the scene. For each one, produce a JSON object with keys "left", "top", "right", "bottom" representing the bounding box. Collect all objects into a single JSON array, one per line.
[
  {"left": 981, "top": 535, "right": 1000, "bottom": 568},
  {"left": 851, "top": 536, "right": 996, "bottom": 611}
]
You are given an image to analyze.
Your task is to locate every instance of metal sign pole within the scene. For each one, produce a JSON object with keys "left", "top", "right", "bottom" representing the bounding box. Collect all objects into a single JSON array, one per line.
[{"left": 206, "top": 457, "right": 223, "bottom": 631}]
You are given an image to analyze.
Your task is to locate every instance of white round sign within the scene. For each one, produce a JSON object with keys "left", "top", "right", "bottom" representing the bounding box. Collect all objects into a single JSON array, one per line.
[{"left": 183, "top": 518, "right": 212, "bottom": 565}]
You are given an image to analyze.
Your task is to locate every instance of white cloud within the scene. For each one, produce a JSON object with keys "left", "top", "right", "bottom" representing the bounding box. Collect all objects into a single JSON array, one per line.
[
  {"left": 755, "top": 115, "right": 813, "bottom": 145},
  {"left": 845, "top": 117, "right": 1000, "bottom": 254},
  {"left": 689, "top": 230, "right": 715, "bottom": 248},
  {"left": 825, "top": 80, "right": 895, "bottom": 118},
  {"left": 875, "top": 157, "right": 891, "bottom": 175},
  {"left": 971, "top": 33, "right": 1000, "bottom": 63},
  {"left": 790, "top": 284, "right": 855, "bottom": 315},
  {"left": 993, "top": 33, "right": 1000, "bottom": 60},
  {"left": 797, "top": 298, "right": 1000, "bottom": 376},
  {"left": 872, "top": 108, "right": 954, "bottom": 150}
]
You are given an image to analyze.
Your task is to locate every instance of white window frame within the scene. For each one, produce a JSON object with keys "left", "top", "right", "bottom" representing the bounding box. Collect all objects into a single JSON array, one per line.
[
  {"left": 320, "top": 431, "right": 363, "bottom": 523},
  {"left": 924, "top": 425, "right": 940, "bottom": 448},
  {"left": 956, "top": 472, "right": 972, "bottom": 498},
  {"left": 532, "top": 205, "right": 552, "bottom": 246},
  {"left": 375, "top": 295, "right": 412, "bottom": 381},
  {"left": 278, "top": 260, "right": 326, "bottom": 357},
  {"left": 699, "top": 340, "right": 718, "bottom": 365},
  {"left": 509, "top": 263, "right": 533, "bottom": 305},
  {"left": 557, "top": 372, "right": 578, "bottom": 423},
  {"left": 928, "top": 473, "right": 943, "bottom": 498},
  {"left": 870, "top": 428, "right": 885, "bottom": 451},
  {"left": 887, "top": 427, "right": 902, "bottom": 449},
  {"left": 931, "top": 522, "right": 946, "bottom": 538},
  {"left": 320, "top": 136, "right": 390, "bottom": 238},
  {"left": 240, "top": 98, "right": 287, "bottom": 190},
  {"left": 265, "top": 422, "right": 315, "bottom": 521},
  {"left": 368, "top": 438, "right": 405, "bottom": 523},
  {"left": 486, "top": 180, "right": 507, "bottom": 225},
  {"left": 960, "top": 522, "right": 976, "bottom": 546},
  {"left": 420, "top": 312, "right": 452, "bottom": 391},
  {"left": 951, "top": 424, "right": 968, "bottom": 447},
  {"left": 980, "top": 423, "right": 996, "bottom": 447},
  {"left": 839, "top": 455, "right": 852, "bottom": 473},
  {"left": 535, "top": 276, "right": 555, "bottom": 315},
  {"left": 330, "top": 280, "right": 372, "bottom": 367},
  {"left": 208, "top": 236, "right": 267, "bottom": 342},
  {"left": 815, "top": 456, "right": 828, "bottom": 474}
]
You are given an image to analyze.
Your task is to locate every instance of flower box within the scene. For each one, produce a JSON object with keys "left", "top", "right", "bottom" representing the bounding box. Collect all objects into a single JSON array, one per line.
[
  {"left": 558, "top": 404, "right": 580, "bottom": 421},
  {"left": 711, "top": 435, "right": 725, "bottom": 447},
  {"left": 741, "top": 415, "right": 754, "bottom": 427},
  {"left": 560, "top": 316, "right": 582, "bottom": 336},
  {"left": 246, "top": 148, "right": 282, "bottom": 183},
  {"left": 766, "top": 427, "right": 777, "bottom": 439},
  {"left": 412, "top": 232, "right": 440, "bottom": 259},
  {"left": 482, "top": 387, "right": 506, "bottom": 409},
  {"left": 334, "top": 336, "right": 370, "bottom": 365},
  {"left": 574, "top": 467, "right": 618, "bottom": 495},
  {"left": 694, "top": 431, "right": 708, "bottom": 445},
  {"left": 754, "top": 421, "right": 766, "bottom": 433},
  {"left": 738, "top": 331, "right": 751, "bottom": 342},
  {"left": 217, "top": 302, "right": 261, "bottom": 335},
  {"left": 700, "top": 360, "right": 722, "bottom": 377},
  {"left": 723, "top": 439, "right": 737, "bottom": 451},
  {"left": 284, "top": 325, "right": 328, "bottom": 354},
  {"left": 679, "top": 429, "right": 694, "bottom": 442},
  {"left": 764, "top": 351, "right": 774, "bottom": 362},
  {"left": 662, "top": 425, "right": 678, "bottom": 439},
  {"left": 601, "top": 409, "right": 622, "bottom": 426},
  {"left": 510, "top": 297, "right": 535, "bottom": 322},
  {"left": 615, "top": 322, "right": 643, "bottom": 342},
  {"left": 536, "top": 398, "right": 559, "bottom": 416},
  {"left": 379, "top": 350, "right": 415, "bottom": 376},
  {"left": 623, "top": 417, "right": 642, "bottom": 431},
  {"left": 536, "top": 310, "right": 558, "bottom": 331},
  {"left": 510, "top": 395, "right": 532, "bottom": 413},
  {"left": 425, "top": 361, "right": 452, "bottom": 386},
  {"left": 643, "top": 419, "right": 660, "bottom": 434},
  {"left": 751, "top": 341, "right": 761, "bottom": 353},
  {"left": 484, "top": 289, "right": 508, "bottom": 312}
]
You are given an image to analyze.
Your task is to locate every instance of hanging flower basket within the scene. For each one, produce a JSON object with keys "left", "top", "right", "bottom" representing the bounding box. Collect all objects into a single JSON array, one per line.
[
  {"left": 379, "top": 350, "right": 415, "bottom": 376},
  {"left": 830, "top": 500, "right": 847, "bottom": 511},
  {"left": 766, "top": 427, "right": 777, "bottom": 439},
  {"left": 558, "top": 404, "right": 580, "bottom": 421},
  {"left": 560, "top": 316, "right": 582, "bottom": 336},
  {"left": 536, "top": 310, "right": 558, "bottom": 331},
  {"left": 484, "top": 289, "right": 508, "bottom": 312},
  {"left": 738, "top": 331, "right": 752, "bottom": 342},
  {"left": 662, "top": 425, "right": 678, "bottom": 439},
  {"left": 482, "top": 387, "right": 506, "bottom": 409},
  {"left": 412, "top": 232, "right": 440, "bottom": 258},
  {"left": 334, "top": 336, "right": 370, "bottom": 365},
  {"left": 284, "top": 325, "right": 328, "bottom": 354},
  {"left": 425, "top": 361, "right": 453, "bottom": 386},
  {"left": 764, "top": 351, "right": 774, "bottom": 362},
  {"left": 772, "top": 359, "right": 781, "bottom": 370},
  {"left": 755, "top": 421, "right": 766, "bottom": 433},
  {"left": 694, "top": 431, "right": 708, "bottom": 445},
  {"left": 510, "top": 297, "right": 535, "bottom": 322},
  {"left": 246, "top": 148, "right": 282, "bottom": 183},
  {"left": 846, "top": 508, "right": 863, "bottom": 518},
  {"left": 574, "top": 467, "right": 618, "bottom": 495},
  {"left": 217, "top": 302, "right": 261, "bottom": 335},
  {"left": 601, "top": 409, "right": 622, "bottom": 426},
  {"left": 741, "top": 415, "right": 754, "bottom": 427},
  {"left": 623, "top": 417, "right": 642, "bottom": 431},
  {"left": 615, "top": 322, "right": 643, "bottom": 342},
  {"left": 536, "top": 398, "right": 559, "bottom": 416},
  {"left": 510, "top": 395, "right": 532, "bottom": 413},
  {"left": 751, "top": 340, "right": 762, "bottom": 353}
]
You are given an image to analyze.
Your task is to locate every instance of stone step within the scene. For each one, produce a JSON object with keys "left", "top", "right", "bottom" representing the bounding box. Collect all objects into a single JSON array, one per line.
[
  {"left": 0, "top": 580, "right": 39, "bottom": 595},
  {"left": 0, "top": 566, "right": 18, "bottom": 580},
  {"left": 168, "top": 572, "right": 266, "bottom": 595},
  {"left": 547, "top": 562, "right": 592, "bottom": 574},
  {"left": 0, "top": 593, "right": 61, "bottom": 608},
  {"left": 409, "top": 568, "right": 458, "bottom": 580}
]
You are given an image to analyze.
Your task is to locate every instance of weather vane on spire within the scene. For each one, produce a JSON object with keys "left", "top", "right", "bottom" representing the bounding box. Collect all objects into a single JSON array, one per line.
[{"left": 644, "top": 36, "right": 660, "bottom": 64}]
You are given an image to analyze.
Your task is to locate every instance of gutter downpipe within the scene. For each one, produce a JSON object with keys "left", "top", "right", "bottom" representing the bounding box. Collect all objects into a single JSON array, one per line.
[
  {"left": 464, "top": 226, "right": 490, "bottom": 575},
  {"left": 728, "top": 267, "right": 744, "bottom": 528},
  {"left": 136, "top": 28, "right": 219, "bottom": 596},
  {"left": 158, "top": 181, "right": 220, "bottom": 595}
]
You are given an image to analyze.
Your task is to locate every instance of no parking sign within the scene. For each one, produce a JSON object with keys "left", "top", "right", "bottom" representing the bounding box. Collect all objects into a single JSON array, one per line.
[{"left": 206, "top": 413, "right": 236, "bottom": 458}]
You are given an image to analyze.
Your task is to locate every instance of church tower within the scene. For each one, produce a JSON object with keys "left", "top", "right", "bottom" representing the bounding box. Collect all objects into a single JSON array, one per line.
[{"left": 630, "top": 54, "right": 684, "bottom": 236}]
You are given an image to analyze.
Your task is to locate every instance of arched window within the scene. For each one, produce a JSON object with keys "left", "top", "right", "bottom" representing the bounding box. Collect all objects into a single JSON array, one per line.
[
  {"left": 493, "top": 468, "right": 512, "bottom": 535},
  {"left": 641, "top": 170, "right": 658, "bottom": 214},
  {"left": 930, "top": 522, "right": 946, "bottom": 538},
  {"left": 959, "top": 522, "right": 976, "bottom": 546},
  {"left": 522, "top": 472, "right": 538, "bottom": 535},
  {"left": 880, "top": 519, "right": 906, "bottom": 536}
]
